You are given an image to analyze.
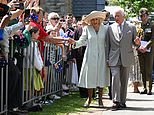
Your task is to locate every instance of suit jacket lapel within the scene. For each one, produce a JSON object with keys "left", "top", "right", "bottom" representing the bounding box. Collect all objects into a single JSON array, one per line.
[{"left": 122, "top": 22, "right": 129, "bottom": 39}]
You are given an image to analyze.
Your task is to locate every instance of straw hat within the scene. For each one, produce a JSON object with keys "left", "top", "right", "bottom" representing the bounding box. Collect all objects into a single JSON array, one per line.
[{"left": 83, "top": 11, "right": 107, "bottom": 25}]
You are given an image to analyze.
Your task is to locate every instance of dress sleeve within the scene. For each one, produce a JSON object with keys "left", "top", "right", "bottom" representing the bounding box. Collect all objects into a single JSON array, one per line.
[{"left": 73, "top": 26, "right": 88, "bottom": 49}]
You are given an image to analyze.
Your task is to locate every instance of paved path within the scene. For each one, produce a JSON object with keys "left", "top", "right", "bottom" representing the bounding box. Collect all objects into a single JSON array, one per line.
[
  {"left": 69, "top": 85, "right": 154, "bottom": 115},
  {"left": 103, "top": 86, "right": 154, "bottom": 115}
]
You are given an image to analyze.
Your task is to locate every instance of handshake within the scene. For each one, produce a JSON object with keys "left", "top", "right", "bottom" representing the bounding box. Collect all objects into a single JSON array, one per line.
[
  {"left": 53, "top": 37, "right": 76, "bottom": 45},
  {"left": 68, "top": 38, "right": 76, "bottom": 44}
]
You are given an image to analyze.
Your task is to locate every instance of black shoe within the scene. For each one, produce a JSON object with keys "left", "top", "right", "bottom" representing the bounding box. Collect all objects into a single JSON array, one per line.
[
  {"left": 140, "top": 89, "right": 147, "bottom": 94},
  {"left": 28, "top": 104, "right": 43, "bottom": 112},
  {"left": 147, "top": 92, "right": 152, "bottom": 95},
  {"left": 133, "top": 89, "right": 140, "bottom": 93},
  {"left": 120, "top": 103, "right": 127, "bottom": 108},
  {"left": 111, "top": 102, "right": 121, "bottom": 111},
  {"left": 108, "top": 93, "right": 112, "bottom": 100}
]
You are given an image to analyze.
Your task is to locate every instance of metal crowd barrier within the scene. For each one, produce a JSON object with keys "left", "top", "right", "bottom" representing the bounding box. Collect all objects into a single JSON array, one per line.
[
  {"left": 0, "top": 59, "right": 8, "bottom": 115},
  {"left": 0, "top": 40, "right": 64, "bottom": 114},
  {"left": 22, "top": 41, "right": 64, "bottom": 105}
]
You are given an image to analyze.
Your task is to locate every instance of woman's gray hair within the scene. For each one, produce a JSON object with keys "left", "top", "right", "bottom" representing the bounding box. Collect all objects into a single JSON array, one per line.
[
  {"left": 113, "top": 7, "right": 125, "bottom": 17},
  {"left": 48, "top": 12, "right": 60, "bottom": 21}
]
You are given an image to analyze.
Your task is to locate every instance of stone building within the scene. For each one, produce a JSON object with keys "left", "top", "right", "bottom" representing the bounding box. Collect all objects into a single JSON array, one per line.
[
  {"left": 40, "top": 0, "right": 71, "bottom": 17},
  {"left": 40, "top": 0, "right": 105, "bottom": 19}
]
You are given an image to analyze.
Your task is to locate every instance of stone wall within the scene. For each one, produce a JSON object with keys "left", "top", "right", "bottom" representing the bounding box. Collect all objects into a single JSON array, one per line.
[
  {"left": 40, "top": 0, "right": 105, "bottom": 17},
  {"left": 40, "top": 0, "right": 72, "bottom": 16}
]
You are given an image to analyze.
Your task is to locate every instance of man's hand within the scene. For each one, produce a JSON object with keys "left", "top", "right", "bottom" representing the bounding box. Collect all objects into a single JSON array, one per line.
[
  {"left": 106, "top": 60, "right": 109, "bottom": 67},
  {"left": 137, "top": 45, "right": 147, "bottom": 53},
  {"left": 134, "top": 36, "right": 141, "bottom": 46}
]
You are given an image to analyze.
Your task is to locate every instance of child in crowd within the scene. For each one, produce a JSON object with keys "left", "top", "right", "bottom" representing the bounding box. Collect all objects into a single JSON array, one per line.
[{"left": 24, "top": 26, "right": 44, "bottom": 92}]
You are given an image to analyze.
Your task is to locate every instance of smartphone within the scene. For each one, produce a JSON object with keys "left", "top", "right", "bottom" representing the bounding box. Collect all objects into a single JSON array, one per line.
[
  {"left": 24, "top": 9, "right": 30, "bottom": 23},
  {"left": 0, "top": 3, "right": 10, "bottom": 17},
  {"left": 24, "top": 9, "right": 30, "bottom": 19},
  {"left": 15, "top": 0, "right": 24, "bottom": 10}
]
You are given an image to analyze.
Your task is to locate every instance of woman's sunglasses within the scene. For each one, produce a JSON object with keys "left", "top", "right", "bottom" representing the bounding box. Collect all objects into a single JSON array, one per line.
[{"left": 51, "top": 17, "right": 60, "bottom": 20}]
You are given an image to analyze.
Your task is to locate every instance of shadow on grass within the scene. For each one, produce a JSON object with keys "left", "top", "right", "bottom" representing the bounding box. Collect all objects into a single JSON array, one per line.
[{"left": 29, "top": 92, "right": 88, "bottom": 115}]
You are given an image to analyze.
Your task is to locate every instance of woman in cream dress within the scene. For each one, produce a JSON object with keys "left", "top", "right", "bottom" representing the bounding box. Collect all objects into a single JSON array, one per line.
[
  {"left": 129, "top": 20, "right": 142, "bottom": 93},
  {"left": 69, "top": 11, "right": 110, "bottom": 107}
]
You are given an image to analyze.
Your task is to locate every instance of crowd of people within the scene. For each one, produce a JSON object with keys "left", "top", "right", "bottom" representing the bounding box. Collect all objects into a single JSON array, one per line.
[
  {"left": 0, "top": 0, "right": 154, "bottom": 114},
  {"left": 0, "top": 0, "right": 82, "bottom": 114}
]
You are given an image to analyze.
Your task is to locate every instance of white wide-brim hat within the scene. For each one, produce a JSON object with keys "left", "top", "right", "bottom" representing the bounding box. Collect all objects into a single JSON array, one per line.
[{"left": 83, "top": 11, "right": 107, "bottom": 25}]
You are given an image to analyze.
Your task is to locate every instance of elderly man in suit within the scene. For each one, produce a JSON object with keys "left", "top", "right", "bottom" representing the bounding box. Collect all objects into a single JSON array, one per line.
[{"left": 106, "top": 7, "right": 138, "bottom": 110}]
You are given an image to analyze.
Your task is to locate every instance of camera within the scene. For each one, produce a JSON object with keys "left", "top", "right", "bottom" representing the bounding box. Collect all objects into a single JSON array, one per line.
[
  {"left": 0, "top": 3, "right": 10, "bottom": 17},
  {"left": 24, "top": 9, "right": 30, "bottom": 23},
  {"left": 15, "top": 0, "right": 24, "bottom": 10}
]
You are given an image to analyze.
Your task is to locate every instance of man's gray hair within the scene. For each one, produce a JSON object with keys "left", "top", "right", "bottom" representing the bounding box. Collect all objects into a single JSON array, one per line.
[{"left": 113, "top": 7, "right": 125, "bottom": 17}]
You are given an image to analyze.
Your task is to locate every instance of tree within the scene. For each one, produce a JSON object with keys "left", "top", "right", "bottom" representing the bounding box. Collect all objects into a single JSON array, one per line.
[
  {"left": 107, "top": 0, "right": 120, "bottom": 6},
  {"left": 108, "top": 0, "right": 154, "bottom": 17}
]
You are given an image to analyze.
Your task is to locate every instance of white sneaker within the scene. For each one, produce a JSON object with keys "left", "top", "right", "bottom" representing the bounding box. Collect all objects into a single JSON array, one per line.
[
  {"left": 62, "top": 92, "right": 69, "bottom": 96},
  {"left": 52, "top": 94, "right": 61, "bottom": 99},
  {"left": 70, "top": 85, "right": 79, "bottom": 91},
  {"left": 44, "top": 100, "right": 53, "bottom": 105},
  {"left": 62, "top": 84, "right": 69, "bottom": 90},
  {"left": 73, "top": 85, "right": 79, "bottom": 91}
]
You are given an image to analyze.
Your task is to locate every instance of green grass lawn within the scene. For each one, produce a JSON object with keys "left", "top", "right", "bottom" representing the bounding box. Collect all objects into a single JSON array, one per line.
[
  {"left": 29, "top": 92, "right": 88, "bottom": 115},
  {"left": 29, "top": 88, "right": 108, "bottom": 115}
]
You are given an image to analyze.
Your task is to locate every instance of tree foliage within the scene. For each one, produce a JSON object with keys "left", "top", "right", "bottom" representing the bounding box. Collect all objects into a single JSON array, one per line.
[
  {"left": 107, "top": 0, "right": 120, "bottom": 6},
  {"left": 107, "top": 0, "right": 154, "bottom": 17}
]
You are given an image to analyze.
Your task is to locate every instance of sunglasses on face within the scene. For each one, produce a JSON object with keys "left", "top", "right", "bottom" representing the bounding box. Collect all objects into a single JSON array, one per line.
[
  {"left": 51, "top": 17, "right": 60, "bottom": 20},
  {"left": 60, "top": 19, "right": 65, "bottom": 22},
  {"left": 140, "top": 14, "right": 147, "bottom": 18},
  {"left": 67, "top": 16, "right": 73, "bottom": 20}
]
